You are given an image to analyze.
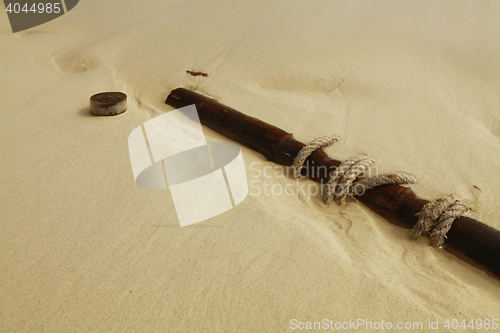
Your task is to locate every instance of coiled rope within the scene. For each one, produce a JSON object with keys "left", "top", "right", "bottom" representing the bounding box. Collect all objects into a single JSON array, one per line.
[
  {"left": 410, "top": 194, "right": 473, "bottom": 249},
  {"left": 292, "top": 136, "right": 417, "bottom": 205},
  {"left": 292, "top": 135, "right": 339, "bottom": 178},
  {"left": 292, "top": 136, "right": 473, "bottom": 248}
]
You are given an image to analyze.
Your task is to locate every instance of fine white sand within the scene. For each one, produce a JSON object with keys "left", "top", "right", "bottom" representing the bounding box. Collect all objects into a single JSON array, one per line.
[{"left": 1, "top": 1, "right": 500, "bottom": 331}]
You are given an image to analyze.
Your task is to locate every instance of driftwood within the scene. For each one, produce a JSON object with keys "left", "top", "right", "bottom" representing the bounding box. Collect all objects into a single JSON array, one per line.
[{"left": 165, "top": 87, "right": 500, "bottom": 279}]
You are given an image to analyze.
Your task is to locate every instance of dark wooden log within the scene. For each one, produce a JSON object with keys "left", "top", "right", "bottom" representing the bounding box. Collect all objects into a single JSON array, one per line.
[{"left": 166, "top": 87, "right": 500, "bottom": 279}]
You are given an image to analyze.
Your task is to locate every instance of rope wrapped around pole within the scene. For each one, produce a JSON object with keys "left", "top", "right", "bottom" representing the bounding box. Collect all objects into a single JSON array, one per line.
[
  {"left": 411, "top": 195, "right": 474, "bottom": 249},
  {"left": 165, "top": 87, "right": 500, "bottom": 279}
]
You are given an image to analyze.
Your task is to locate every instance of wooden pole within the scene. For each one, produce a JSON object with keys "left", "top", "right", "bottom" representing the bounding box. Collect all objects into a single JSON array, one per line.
[{"left": 166, "top": 87, "right": 500, "bottom": 279}]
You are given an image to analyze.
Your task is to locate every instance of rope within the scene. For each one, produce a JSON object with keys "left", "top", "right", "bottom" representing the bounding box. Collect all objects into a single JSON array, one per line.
[
  {"left": 292, "top": 136, "right": 417, "bottom": 205},
  {"left": 325, "top": 156, "right": 375, "bottom": 204},
  {"left": 293, "top": 136, "right": 473, "bottom": 249},
  {"left": 292, "top": 135, "right": 339, "bottom": 178},
  {"left": 324, "top": 157, "right": 417, "bottom": 205},
  {"left": 411, "top": 194, "right": 473, "bottom": 249},
  {"left": 355, "top": 173, "right": 417, "bottom": 191}
]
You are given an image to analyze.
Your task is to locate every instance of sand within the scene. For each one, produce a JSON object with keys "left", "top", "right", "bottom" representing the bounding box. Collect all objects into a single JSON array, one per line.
[{"left": 1, "top": 1, "right": 499, "bottom": 332}]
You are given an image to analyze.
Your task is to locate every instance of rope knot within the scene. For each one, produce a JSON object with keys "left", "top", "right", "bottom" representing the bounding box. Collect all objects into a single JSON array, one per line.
[
  {"left": 411, "top": 194, "right": 473, "bottom": 249},
  {"left": 292, "top": 136, "right": 417, "bottom": 205}
]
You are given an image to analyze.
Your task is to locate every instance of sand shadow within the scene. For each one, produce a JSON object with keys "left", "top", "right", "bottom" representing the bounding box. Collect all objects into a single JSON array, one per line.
[{"left": 79, "top": 106, "right": 93, "bottom": 117}]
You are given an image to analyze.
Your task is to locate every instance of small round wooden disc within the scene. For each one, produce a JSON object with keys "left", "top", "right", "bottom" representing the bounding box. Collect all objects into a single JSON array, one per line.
[{"left": 90, "top": 92, "right": 127, "bottom": 116}]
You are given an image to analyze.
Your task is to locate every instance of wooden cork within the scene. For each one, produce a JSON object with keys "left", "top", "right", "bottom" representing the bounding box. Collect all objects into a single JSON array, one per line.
[{"left": 90, "top": 92, "right": 127, "bottom": 116}]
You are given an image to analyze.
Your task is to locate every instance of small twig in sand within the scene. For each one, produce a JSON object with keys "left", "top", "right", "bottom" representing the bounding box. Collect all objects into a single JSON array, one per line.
[{"left": 186, "top": 70, "right": 208, "bottom": 77}]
